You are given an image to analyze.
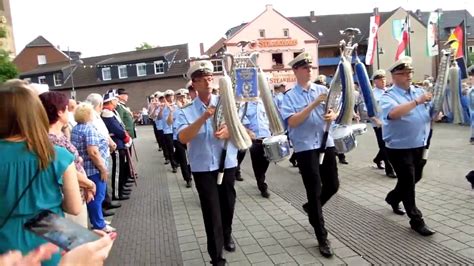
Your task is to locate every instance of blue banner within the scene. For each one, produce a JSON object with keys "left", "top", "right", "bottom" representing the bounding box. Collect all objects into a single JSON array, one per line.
[{"left": 235, "top": 68, "right": 258, "bottom": 100}]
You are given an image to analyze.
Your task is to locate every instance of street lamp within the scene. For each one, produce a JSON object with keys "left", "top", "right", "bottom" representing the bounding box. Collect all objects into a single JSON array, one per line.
[{"left": 69, "top": 58, "right": 83, "bottom": 100}]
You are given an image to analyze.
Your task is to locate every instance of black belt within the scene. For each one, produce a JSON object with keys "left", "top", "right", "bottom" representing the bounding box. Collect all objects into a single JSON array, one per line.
[{"left": 253, "top": 138, "right": 265, "bottom": 144}]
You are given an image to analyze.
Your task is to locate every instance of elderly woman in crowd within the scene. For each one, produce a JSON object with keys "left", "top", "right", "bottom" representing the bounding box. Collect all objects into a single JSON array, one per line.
[
  {"left": 71, "top": 103, "right": 115, "bottom": 233},
  {"left": 39, "top": 91, "right": 97, "bottom": 228},
  {"left": 0, "top": 79, "right": 82, "bottom": 266}
]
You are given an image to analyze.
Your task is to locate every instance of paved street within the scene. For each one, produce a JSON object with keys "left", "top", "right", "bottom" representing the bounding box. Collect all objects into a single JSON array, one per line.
[{"left": 106, "top": 123, "right": 473, "bottom": 265}]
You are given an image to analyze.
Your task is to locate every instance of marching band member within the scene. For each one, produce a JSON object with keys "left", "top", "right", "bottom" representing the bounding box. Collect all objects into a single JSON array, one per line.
[
  {"left": 162, "top": 89, "right": 178, "bottom": 173},
  {"left": 155, "top": 93, "right": 171, "bottom": 163},
  {"left": 241, "top": 100, "right": 271, "bottom": 198},
  {"left": 380, "top": 57, "right": 435, "bottom": 236},
  {"left": 281, "top": 52, "right": 339, "bottom": 258},
  {"left": 172, "top": 88, "right": 192, "bottom": 187},
  {"left": 370, "top": 70, "right": 396, "bottom": 178},
  {"left": 176, "top": 61, "right": 238, "bottom": 266}
]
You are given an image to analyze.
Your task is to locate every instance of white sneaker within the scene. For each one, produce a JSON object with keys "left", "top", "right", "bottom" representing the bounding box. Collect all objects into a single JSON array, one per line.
[{"left": 102, "top": 225, "right": 116, "bottom": 233}]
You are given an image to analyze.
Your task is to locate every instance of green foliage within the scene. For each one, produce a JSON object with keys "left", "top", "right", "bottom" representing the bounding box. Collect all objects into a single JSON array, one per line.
[
  {"left": 0, "top": 49, "right": 18, "bottom": 82},
  {"left": 135, "top": 42, "right": 154, "bottom": 51},
  {"left": 0, "top": 27, "right": 6, "bottom": 38}
]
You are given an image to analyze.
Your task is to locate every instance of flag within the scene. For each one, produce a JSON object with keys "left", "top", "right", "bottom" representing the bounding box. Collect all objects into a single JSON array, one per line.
[
  {"left": 447, "top": 21, "right": 464, "bottom": 58},
  {"left": 426, "top": 12, "right": 440, "bottom": 56},
  {"left": 395, "top": 17, "right": 410, "bottom": 60},
  {"left": 365, "top": 15, "right": 380, "bottom": 65}
]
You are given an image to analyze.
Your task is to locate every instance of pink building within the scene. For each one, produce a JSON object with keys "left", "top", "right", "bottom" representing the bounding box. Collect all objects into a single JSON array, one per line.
[{"left": 197, "top": 4, "right": 319, "bottom": 89}]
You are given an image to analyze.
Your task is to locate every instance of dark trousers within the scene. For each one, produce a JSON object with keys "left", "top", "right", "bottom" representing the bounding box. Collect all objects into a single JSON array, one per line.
[
  {"left": 110, "top": 151, "right": 120, "bottom": 199},
  {"left": 157, "top": 130, "right": 167, "bottom": 159},
  {"left": 249, "top": 141, "right": 269, "bottom": 192},
  {"left": 373, "top": 127, "right": 394, "bottom": 174},
  {"left": 236, "top": 150, "right": 247, "bottom": 178},
  {"left": 295, "top": 147, "right": 339, "bottom": 243},
  {"left": 118, "top": 149, "right": 131, "bottom": 195},
  {"left": 163, "top": 133, "right": 177, "bottom": 168},
  {"left": 386, "top": 147, "right": 426, "bottom": 227},
  {"left": 173, "top": 140, "right": 191, "bottom": 181},
  {"left": 152, "top": 122, "right": 161, "bottom": 149},
  {"left": 193, "top": 168, "right": 236, "bottom": 262}
]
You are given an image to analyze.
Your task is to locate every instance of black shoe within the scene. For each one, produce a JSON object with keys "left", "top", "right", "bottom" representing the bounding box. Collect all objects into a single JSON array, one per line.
[
  {"left": 211, "top": 258, "right": 226, "bottom": 266},
  {"left": 235, "top": 175, "right": 244, "bottom": 181},
  {"left": 224, "top": 238, "right": 236, "bottom": 252},
  {"left": 186, "top": 181, "right": 192, "bottom": 188},
  {"left": 102, "top": 210, "right": 115, "bottom": 217},
  {"left": 385, "top": 199, "right": 405, "bottom": 215},
  {"left": 103, "top": 201, "right": 122, "bottom": 210},
  {"left": 113, "top": 195, "right": 130, "bottom": 201},
  {"left": 411, "top": 224, "right": 435, "bottom": 236},
  {"left": 124, "top": 183, "right": 133, "bottom": 188},
  {"left": 289, "top": 158, "right": 298, "bottom": 167},
  {"left": 172, "top": 168, "right": 177, "bottom": 173},
  {"left": 164, "top": 160, "right": 170, "bottom": 165},
  {"left": 339, "top": 158, "right": 349, "bottom": 164},
  {"left": 302, "top": 203, "right": 309, "bottom": 214},
  {"left": 318, "top": 239, "right": 333, "bottom": 258},
  {"left": 373, "top": 159, "right": 385, "bottom": 169},
  {"left": 386, "top": 172, "right": 397, "bottom": 178},
  {"left": 260, "top": 190, "right": 270, "bottom": 198},
  {"left": 122, "top": 188, "right": 132, "bottom": 192}
]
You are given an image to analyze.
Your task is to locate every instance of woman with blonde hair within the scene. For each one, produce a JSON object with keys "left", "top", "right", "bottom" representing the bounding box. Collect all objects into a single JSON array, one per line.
[
  {"left": 71, "top": 103, "right": 114, "bottom": 233},
  {"left": 0, "top": 79, "right": 82, "bottom": 266},
  {"left": 39, "top": 91, "right": 97, "bottom": 228}
]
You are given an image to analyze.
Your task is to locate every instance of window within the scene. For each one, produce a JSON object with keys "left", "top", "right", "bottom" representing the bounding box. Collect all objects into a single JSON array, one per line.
[
  {"left": 211, "top": 59, "right": 223, "bottom": 72},
  {"left": 37, "top": 55, "right": 47, "bottom": 65},
  {"left": 102, "top": 67, "right": 111, "bottom": 81},
  {"left": 53, "top": 73, "right": 63, "bottom": 86},
  {"left": 283, "top": 28, "right": 289, "bottom": 37},
  {"left": 293, "top": 52, "right": 302, "bottom": 59},
  {"left": 136, "top": 63, "right": 147, "bottom": 76},
  {"left": 154, "top": 61, "right": 165, "bottom": 74},
  {"left": 469, "top": 46, "right": 474, "bottom": 53},
  {"left": 38, "top": 76, "right": 46, "bottom": 84},
  {"left": 118, "top": 65, "right": 128, "bottom": 79},
  {"left": 272, "top": 53, "right": 283, "bottom": 69},
  {"left": 259, "top": 29, "right": 265, "bottom": 38}
]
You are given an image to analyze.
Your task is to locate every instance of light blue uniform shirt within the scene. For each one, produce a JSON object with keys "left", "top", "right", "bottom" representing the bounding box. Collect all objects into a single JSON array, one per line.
[
  {"left": 380, "top": 85, "right": 431, "bottom": 149},
  {"left": 155, "top": 106, "right": 164, "bottom": 130},
  {"left": 162, "top": 105, "right": 174, "bottom": 134},
  {"left": 370, "top": 87, "right": 386, "bottom": 127},
  {"left": 241, "top": 101, "right": 271, "bottom": 139},
  {"left": 176, "top": 95, "right": 238, "bottom": 172},
  {"left": 172, "top": 107, "right": 181, "bottom": 141},
  {"left": 273, "top": 93, "right": 284, "bottom": 113},
  {"left": 280, "top": 83, "right": 335, "bottom": 153}
]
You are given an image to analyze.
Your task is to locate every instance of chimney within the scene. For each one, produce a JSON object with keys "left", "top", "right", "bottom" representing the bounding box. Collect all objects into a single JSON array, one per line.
[
  {"left": 310, "top": 11, "right": 316, "bottom": 23},
  {"left": 199, "top": 43, "right": 205, "bottom": 55},
  {"left": 265, "top": 4, "right": 273, "bottom": 11},
  {"left": 415, "top": 9, "right": 422, "bottom": 19},
  {"left": 373, "top": 7, "right": 379, "bottom": 15}
]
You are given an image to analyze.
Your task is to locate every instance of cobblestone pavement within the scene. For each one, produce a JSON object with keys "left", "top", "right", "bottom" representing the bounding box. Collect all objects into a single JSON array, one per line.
[{"left": 108, "top": 123, "right": 473, "bottom": 265}]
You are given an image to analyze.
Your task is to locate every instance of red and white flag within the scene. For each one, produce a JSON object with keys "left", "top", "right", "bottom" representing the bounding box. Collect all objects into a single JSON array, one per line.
[
  {"left": 395, "top": 17, "right": 410, "bottom": 60},
  {"left": 365, "top": 15, "right": 380, "bottom": 65}
]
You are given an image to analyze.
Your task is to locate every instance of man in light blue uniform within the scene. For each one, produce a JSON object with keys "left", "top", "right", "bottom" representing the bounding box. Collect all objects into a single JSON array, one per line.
[
  {"left": 380, "top": 56, "right": 435, "bottom": 236},
  {"left": 280, "top": 52, "right": 339, "bottom": 258},
  {"left": 172, "top": 88, "right": 192, "bottom": 187},
  {"left": 176, "top": 60, "right": 238, "bottom": 266},
  {"left": 154, "top": 94, "right": 169, "bottom": 162},
  {"left": 241, "top": 100, "right": 271, "bottom": 198},
  {"left": 370, "top": 69, "right": 396, "bottom": 178},
  {"left": 162, "top": 89, "right": 178, "bottom": 173}
]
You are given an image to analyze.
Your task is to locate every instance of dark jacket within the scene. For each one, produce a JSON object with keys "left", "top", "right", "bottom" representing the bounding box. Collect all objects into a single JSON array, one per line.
[{"left": 101, "top": 108, "right": 128, "bottom": 149}]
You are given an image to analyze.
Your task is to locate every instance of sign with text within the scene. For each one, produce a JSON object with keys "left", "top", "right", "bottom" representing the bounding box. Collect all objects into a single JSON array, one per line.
[
  {"left": 269, "top": 71, "right": 297, "bottom": 84},
  {"left": 235, "top": 67, "right": 259, "bottom": 101},
  {"left": 258, "top": 38, "right": 297, "bottom": 48}
]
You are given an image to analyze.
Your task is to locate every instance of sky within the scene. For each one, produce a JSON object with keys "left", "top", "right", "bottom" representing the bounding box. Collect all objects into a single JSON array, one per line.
[{"left": 9, "top": 0, "right": 474, "bottom": 58}]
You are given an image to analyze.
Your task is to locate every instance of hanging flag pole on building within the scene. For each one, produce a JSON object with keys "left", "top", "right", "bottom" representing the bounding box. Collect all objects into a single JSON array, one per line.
[{"left": 365, "top": 8, "right": 380, "bottom": 67}]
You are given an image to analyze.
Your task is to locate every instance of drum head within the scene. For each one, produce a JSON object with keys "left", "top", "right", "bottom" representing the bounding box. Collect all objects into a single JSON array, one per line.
[{"left": 332, "top": 125, "right": 352, "bottom": 139}]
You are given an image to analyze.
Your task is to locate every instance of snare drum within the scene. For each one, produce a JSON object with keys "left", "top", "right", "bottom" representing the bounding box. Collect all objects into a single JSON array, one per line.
[
  {"left": 351, "top": 123, "right": 367, "bottom": 136},
  {"left": 262, "top": 135, "right": 291, "bottom": 162},
  {"left": 332, "top": 125, "right": 356, "bottom": 154}
]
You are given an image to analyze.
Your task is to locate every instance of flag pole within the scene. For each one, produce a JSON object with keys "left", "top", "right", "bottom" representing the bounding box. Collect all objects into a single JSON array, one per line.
[
  {"left": 406, "top": 12, "right": 411, "bottom": 57},
  {"left": 435, "top": 8, "right": 442, "bottom": 78},
  {"left": 374, "top": 7, "right": 380, "bottom": 70}
]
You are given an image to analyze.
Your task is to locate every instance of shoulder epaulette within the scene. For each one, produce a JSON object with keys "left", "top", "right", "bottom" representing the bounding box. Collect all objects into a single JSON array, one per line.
[
  {"left": 283, "top": 88, "right": 292, "bottom": 95},
  {"left": 181, "top": 102, "right": 192, "bottom": 109}
]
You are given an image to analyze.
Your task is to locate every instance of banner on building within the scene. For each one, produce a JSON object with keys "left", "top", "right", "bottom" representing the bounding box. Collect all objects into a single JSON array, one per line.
[
  {"left": 426, "top": 12, "right": 440, "bottom": 57},
  {"left": 393, "top": 16, "right": 410, "bottom": 60},
  {"left": 365, "top": 15, "right": 380, "bottom": 65}
]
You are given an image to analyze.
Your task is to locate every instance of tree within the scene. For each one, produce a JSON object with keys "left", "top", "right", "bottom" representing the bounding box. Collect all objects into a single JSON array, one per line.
[
  {"left": 135, "top": 42, "right": 154, "bottom": 51},
  {"left": 0, "top": 25, "right": 17, "bottom": 82}
]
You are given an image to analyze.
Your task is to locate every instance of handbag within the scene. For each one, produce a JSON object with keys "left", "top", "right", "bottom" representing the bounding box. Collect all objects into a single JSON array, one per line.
[{"left": 0, "top": 168, "right": 41, "bottom": 229}]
